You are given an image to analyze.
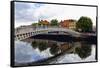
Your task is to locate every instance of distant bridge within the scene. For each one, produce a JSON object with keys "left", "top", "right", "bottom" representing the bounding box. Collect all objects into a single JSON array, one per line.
[{"left": 15, "top": 27, "right": 81, "bottom": 40}]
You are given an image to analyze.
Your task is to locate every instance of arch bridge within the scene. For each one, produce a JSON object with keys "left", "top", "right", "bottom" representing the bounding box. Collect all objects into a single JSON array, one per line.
[{"left": 15, "top": 27, "right": 81, "bottom": 41}]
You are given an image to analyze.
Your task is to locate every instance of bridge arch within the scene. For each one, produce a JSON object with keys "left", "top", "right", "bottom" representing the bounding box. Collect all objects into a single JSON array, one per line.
[{"left": 15, "top": 27, "right": 81, "bottom": 40}]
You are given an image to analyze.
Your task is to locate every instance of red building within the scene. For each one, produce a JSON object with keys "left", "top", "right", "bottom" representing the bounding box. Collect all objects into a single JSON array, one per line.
[{"left": 60, "top": 19, "right": 76, "bottom": 29}]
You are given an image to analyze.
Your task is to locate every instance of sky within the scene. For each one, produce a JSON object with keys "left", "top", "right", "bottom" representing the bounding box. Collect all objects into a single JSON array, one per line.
[{"left": 15, "top": 2, "right": 97, "bottom": 28}]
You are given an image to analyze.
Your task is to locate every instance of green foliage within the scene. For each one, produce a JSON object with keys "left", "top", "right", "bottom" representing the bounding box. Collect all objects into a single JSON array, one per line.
[
  {"left": 50, "top": 19, "right": 59, "bottom": 26},
  {"left": 31, "top": 41, "right": 38, "bottom": 49},
  {"left": 31, "top": 23, "right": 38, "bottom": 26},
  {"left": 31, "top": 41, "right": 48, "bottom": 52},
  {"left": 38, "top": 42, "right": 48, "bottom": 52},
  {"left": 31, "top": 22, "right": 43, "bottom": 26},
  {"left": 76, "top": 16, "right": 93, "bottom": 32},
  {"left": 75, "top": 45, "right": 91, "bottom": 59},
  {"left": 50, "top": 43, "right": 59, "bottom": 55},
  {"left": 38, "top": 23, "right": 42, "bottom": 26}
]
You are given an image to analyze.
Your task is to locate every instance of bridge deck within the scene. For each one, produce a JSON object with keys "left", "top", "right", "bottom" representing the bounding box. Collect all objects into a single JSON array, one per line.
[
  {"left": 15, "top": 27, "right": 96, "bottom": 41},
  {"left": 15, "top": 27, "right": 81, "bottom": 40}
]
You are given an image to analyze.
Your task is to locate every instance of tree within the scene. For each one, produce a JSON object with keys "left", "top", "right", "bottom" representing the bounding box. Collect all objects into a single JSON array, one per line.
[
  {"left": 50, "top": 19, "right": 58, "bottom": 26},
  {"left": 76, "top": 16, "right": 93, "bottom": 32},
  {"left": 38, "top": 22, "right": 42, "bottom": 26},
  {"left": 31, "top": 23, "right": 38, "bottom": 26}
]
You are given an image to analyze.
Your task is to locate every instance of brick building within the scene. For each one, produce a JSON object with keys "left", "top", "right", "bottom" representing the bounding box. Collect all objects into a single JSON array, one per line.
[{"left": 60, "top": 19, "right": 76, "bottom": 29}]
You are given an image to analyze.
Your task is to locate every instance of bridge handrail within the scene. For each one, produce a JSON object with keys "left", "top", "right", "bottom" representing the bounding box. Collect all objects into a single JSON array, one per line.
[{"left": 15, "top": 27, "right": 80, "bottom": 36}]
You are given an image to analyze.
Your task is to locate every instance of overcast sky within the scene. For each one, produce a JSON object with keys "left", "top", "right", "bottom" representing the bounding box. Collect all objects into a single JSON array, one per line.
[{"left": 15, "top": 2, "right": 97, "bottom": 28}]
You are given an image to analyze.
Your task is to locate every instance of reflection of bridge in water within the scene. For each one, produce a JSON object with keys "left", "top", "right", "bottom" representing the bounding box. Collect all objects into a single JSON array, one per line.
[
  {"left": 15, "top": 27, "right": 81, "bottom": 40},
  {"left": 15, "top": 26, "right": 96, "bottom": 66},
  {"left": 15, "top": 39, "right": 82, "bottom": 66},
  {"left": 16, "top": 42, "right": 81, "bottom": 66},
  {"left": 40, "top": 43, "right": 80, "bottom": 64}
]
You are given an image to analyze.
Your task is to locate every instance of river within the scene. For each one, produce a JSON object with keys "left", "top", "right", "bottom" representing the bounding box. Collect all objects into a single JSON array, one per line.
[{"left": 14, "top": 37, "right": 97, "bottom": 66}]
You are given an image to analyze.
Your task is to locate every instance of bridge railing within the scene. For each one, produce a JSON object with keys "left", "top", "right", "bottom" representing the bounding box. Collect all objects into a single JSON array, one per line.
[{"left": 15, "top": 27, "right": 81, "bottom": 40}]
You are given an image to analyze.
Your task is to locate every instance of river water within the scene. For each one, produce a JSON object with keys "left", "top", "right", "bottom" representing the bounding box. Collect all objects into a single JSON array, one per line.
[{"left": 14, "top": 38, "right": 97, "bottom": 66}]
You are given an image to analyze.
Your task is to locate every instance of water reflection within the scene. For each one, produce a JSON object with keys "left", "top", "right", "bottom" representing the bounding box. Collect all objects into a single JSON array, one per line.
[
  {"left": 15, "top": 41, "right": 46, "bottom": 63},
  {"left": 49, "top": 43, "right": 59, "bottom": 55},
  {"left": 30, "top": 39, "right": 73, "bottom": 55},
  {"left": 15, "top": 39, "right": 96, "bottom": 65},
  {"left": 75, "top": 43, "right": 91, "bottom": 59}
]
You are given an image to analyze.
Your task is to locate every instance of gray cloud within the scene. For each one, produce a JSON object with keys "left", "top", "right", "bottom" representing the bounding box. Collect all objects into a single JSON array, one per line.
[{"left": 15, "top": 2, "right": 42, "bottom": 23}]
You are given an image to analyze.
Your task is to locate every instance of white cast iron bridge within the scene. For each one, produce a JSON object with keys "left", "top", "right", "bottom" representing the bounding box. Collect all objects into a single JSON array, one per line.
[{"left": 15, "top": 27, "right": 81, "bottom": 41}]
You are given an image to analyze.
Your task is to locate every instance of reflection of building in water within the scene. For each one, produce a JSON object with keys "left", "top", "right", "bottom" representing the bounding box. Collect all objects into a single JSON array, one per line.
[
  {"left": 46, "top": 42, "right": 93, "bottom": 64},
  {"left": 23, "top": 38, "right": 92, "bottom": 59},
  {"left": 59, "top": 43, "right": 72, "bottom": 52},
  {"left": 29, "top": 39, "right": 74, "bottom": 55},
  {"left": 16, "top": 38, "right": 94, "bottom": 65}
]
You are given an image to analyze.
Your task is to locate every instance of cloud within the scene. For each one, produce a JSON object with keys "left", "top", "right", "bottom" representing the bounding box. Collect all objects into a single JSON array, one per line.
[
  {"left": 33, "top": 4, "right": 96, "bottom": 23},
  {"left": 15, "top": 2, "right": 43, "bottom": 23},
  {"left": 15, "top": 2, "right": 96, "bottom": 28}
]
